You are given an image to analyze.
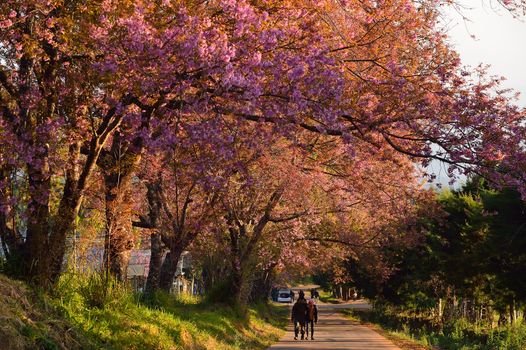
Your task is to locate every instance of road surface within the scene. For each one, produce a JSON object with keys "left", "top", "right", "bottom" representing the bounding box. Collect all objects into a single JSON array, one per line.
[{"left": 267, "top": 301, "right": 401, "bottom": 350}]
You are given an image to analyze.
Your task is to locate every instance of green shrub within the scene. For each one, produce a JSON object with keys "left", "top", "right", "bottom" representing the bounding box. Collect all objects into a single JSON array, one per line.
[
  {"left": 346, "top": 307, "right": 526, "bottom": 350},
  {"left": 486, "top": 324, "right": 526, "bottom": 350},
  {"left": 206, "top": 277, "right": 235, "bottom": 303}
]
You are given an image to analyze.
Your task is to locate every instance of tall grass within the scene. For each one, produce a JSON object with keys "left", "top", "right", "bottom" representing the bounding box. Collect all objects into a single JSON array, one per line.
[
  {"left": 0, "top": 273, "right": 91, "bottom": 350},
  {"left": 49, "top": 272, "right": 287, "bottom": 350},
  {"left": 54, "top": 272, "right": 132, "bottom": 308}
]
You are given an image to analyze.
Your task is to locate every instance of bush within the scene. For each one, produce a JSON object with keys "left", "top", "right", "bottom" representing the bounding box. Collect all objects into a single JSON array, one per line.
[
  {"left": 486, "top": 324, "right": 526, "bottom": 350},
  {"left": 206, "top": 277, "right": 235, "bottom": 304}
]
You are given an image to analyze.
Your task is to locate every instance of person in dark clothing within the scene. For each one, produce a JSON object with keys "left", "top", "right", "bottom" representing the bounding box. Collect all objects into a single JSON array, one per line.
[
  {"left": 305, "top": 299, "right": 318, "bottom": 340},
  {"left": 291, "top": 290, "right": 308, "bottom": 340},
  {"left": 271, "top": 288, "right": 278, "bottom": 302},
  {"left": 289, "top": 289, "right": 295, "bottom": 303}
]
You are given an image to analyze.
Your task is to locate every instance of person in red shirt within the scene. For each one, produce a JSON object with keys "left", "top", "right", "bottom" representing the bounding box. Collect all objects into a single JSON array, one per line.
[{"left": 305, "top": 299, "right": 318, "bottom": 340}]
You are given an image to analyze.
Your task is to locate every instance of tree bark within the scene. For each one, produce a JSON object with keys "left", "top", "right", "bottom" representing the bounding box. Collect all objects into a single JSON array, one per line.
[
  {"left": 249, "top": 268, "right": 275, "bottom": 302},
  {"left": 23, "top": 149, "right": 52, "bottom": 283},
  {"left": 145, "top": 232, "right": 164, "bottom": 295},
  {"left": 225, "top": 187, "right": 283, "bottom": 307},
  {"left": 0, "top": 167, "right": 23, "bottom": 260},
  {"left": 229, "top": 257, "right": 248, "bottom": 306},
  {"left": 103, "top": 186, "right": 135, "bottom": 281},
  {"left": 101, "top": 133, "right": 143, "bottom": 281},
  {"left": 159, "top": 248, "right": 184, "bottom": 292}
]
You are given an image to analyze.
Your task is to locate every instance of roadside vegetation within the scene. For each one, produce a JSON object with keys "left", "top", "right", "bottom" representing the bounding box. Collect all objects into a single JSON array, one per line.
[
  {"left": 318, "top": 290, "right": 340, "bottom": 304},
  {"left": 342, "top": 309, "right": 427, "bottom": 350},
  {"left": 343, "top": 307, "right": 526, "bottom": 350},
  {"left": 0, "top": 272, "right": 287, "bottom": 350},
  {"left": 0, "top": 273, "right": 87, "bottom": 350},
  {"left": 323, "top": 178, "right": 526, "bottom": 350}
]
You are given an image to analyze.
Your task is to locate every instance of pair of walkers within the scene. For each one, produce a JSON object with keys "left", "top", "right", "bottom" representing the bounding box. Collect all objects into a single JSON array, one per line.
[{"left": 290, "top": 290, "right": 318, "bottom": 340}]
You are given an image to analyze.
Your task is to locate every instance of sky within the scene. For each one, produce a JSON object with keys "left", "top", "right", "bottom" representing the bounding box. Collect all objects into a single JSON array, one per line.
[
  {"left": 426, "top": 1, "right": 526, "bottom": 188},
  {"left": 442, "top": 1, "right": 526, "bottom": 107}
]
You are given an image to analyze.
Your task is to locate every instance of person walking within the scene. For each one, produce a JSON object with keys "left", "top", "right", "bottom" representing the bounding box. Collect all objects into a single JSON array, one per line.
[
  {"left": 311, "top": 288, "right": 319, "bottom": 300},
  {"left": 305, "top": 299, "right": 318, "bottom": 340},
  {"left": 291, "top": 290, "right": 308, "bottom": 340}
]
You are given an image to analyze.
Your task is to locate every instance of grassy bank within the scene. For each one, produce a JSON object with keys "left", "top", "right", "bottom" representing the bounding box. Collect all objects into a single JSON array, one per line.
[
  {"left": 0, "top": 273, "right": 287, "bottom": 350},
  {"left": 342, "top": 307, "right": 526, "bottom": 350}
]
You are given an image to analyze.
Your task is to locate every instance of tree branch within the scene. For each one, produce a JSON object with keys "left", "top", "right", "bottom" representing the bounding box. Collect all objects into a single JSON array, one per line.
[
  {"left": 268, "top": 210, "right": 308, "bottom": 223},
  {"left": 238, "top": 113, "right": 346, "bottom": 136},
  {"left": 293, "top": 237, "right": 375, "bottom": 248}
]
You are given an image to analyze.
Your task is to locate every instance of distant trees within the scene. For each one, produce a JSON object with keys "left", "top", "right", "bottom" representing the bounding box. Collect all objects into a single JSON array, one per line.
[{"left": 345, "top": 178, "right": 526, "bottom": 325}]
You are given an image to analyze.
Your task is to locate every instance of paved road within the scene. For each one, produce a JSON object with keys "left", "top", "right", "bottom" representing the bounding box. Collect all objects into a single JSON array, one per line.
[{"left": 268, "top": 302, "right": 401, "bottom": 350}]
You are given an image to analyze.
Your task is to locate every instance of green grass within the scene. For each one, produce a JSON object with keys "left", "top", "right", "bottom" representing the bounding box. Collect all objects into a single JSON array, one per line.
[
  {"left": 0, "top": 273, "right": 89, "bottom": 350},
  {"left": 318, "top": 290, "right": 340, "bottom": 304},
  {"left": 342, "top": 307, "right": 526, "bottom": 350},
  {"left": 1, "top": 273, "right": 288, "bottom": 350}
]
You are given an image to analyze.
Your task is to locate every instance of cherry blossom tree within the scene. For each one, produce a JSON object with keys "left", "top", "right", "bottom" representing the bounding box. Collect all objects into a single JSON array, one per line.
[
  {"left": 1, "top": 0, "right": 525, "bottom": 290},
  {"left": 0, "top": 0, "right": 349, "bottom": 285},
  {"left": 133, "top": 148, "right": 223, "bottom": 293},
  {"left": 0, "top": 0, "right": 144, "bottom": 285},
  {"left": 77, "top": 0, "right": 361, "bottom": 280}
]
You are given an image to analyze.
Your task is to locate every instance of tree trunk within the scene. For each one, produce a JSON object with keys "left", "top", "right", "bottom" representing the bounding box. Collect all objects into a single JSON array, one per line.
[
  {"left": 230, "top": 260, "right": 248, "bottom": 307},
  {"left": 510, "top": 300, "right": 517, "bottom": 325},
  {"left": 159, "top": 248, "right": 184, "bottom": 292},
  {"left": 104, "top": 186, "right": 135, "bottom": 281},
  {"left": 47, "top": 195, "right": 82, "bottom": 284},
  {"left": 462, "top": 299, "right": 468, "bottom": 319},
  {"left": 0, "top": 167, "right": 23, "bottom": 260},
  {"left": 101, "top": 134, "right": 143, "bottom": 281},
  {"left": 145, "top": 232, "right": 164, "bottom": 295},
  {"left": 443, "top": 293, "right": 455, "bottom": 323},
  {"left": 18, "top": 146, "right": 88, "bottom": 287},
  {"left": 23, "top": 156, "right": 52, "bottom": 284},
  {"left": 486, "top": 305, "right": 494, "bottom": 327},
  {"left": 249, "top": 266, "right": 276, "bottom": 302}
]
